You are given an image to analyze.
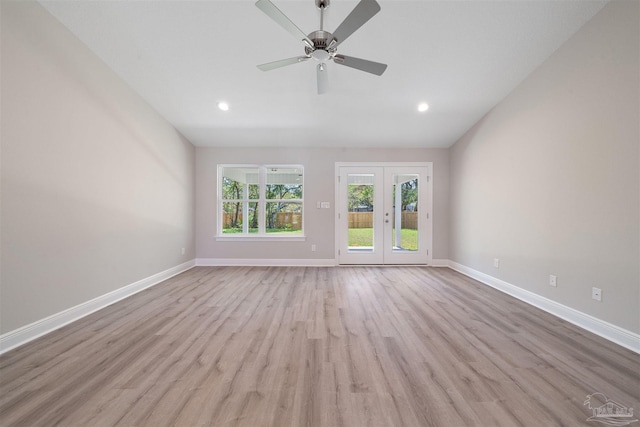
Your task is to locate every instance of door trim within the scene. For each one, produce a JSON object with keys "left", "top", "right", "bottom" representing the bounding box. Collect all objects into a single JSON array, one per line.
[{"left": 335, "top": 162, "right": 433, "bottom": 265}]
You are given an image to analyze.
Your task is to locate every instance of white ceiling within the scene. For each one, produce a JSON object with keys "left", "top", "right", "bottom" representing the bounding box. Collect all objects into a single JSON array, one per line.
[{"left": 40, "top": 0, "right": 607, "bottom": 148}]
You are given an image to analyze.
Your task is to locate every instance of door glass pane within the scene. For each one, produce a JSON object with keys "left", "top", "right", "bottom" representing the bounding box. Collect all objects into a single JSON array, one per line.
[
  {"left": 392, "top": 174, "right": 419, "bottom": 252},
  {"left": 347, "top": 174, "right": 375, "bottom": 252}
]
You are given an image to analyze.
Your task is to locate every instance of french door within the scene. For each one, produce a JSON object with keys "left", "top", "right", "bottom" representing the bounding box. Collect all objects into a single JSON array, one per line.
[{"left": 336, "top": 163, "right": 432, "bottom": 265}]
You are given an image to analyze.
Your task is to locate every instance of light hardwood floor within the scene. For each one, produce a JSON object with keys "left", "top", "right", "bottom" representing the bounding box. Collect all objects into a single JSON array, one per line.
[{"left": 1, "top": 266, "right": 638, "bottom": 426}]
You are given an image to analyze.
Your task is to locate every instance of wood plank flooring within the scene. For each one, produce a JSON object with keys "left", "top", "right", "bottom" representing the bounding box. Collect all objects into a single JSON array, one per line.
[{"left": 1, "top": 266, "right": 638, "bottom": 426}]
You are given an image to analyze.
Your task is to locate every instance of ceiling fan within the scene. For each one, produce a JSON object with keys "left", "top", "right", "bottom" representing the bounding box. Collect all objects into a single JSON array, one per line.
[{"left": 255, "top": 0, "right": 387, "bottom": 94}]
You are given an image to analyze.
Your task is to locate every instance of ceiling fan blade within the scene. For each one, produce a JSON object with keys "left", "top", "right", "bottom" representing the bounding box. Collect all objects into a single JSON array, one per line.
[
  {"left": 257, "top": 56, "right": 309, "bottom": 71},
  {"left": 331, "top": 0, "right": 380, "bottom": 47},
  {"left": 333, "top": 54, "right": 387, "bottom": 76},
  {"left": 317, "top": 63, "right": 328, "bottom": 95},
  {"left": 255, "top": 0, "right": 313, "bottom": 46}
]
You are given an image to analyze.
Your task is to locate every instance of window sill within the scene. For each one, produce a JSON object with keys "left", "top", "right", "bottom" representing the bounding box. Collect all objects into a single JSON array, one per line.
[{"left": 215, "top": 235, "right": 306, "bottom": 242}]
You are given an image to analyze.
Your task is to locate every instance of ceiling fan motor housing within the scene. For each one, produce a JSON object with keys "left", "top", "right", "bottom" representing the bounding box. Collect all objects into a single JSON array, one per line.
[{"left": 305, "top": 30, "right": 336, "bottom": 61}]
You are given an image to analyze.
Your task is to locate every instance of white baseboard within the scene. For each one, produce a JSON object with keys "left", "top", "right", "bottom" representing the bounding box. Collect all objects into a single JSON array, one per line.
[
  {"left": 196, "top": 259, "right": 450, "bottom": 267},
  {"left": 0, "top": 260, "right": 196, "bottom": 355},
  {"left": 447, "top": 260, "right": 640, "bottom": 354},
  {"left": 196, "top": 258, "right": 337, "bottom": 267},
  {"left": 4, "top": 259, "right": 636, "bottom": 355}
]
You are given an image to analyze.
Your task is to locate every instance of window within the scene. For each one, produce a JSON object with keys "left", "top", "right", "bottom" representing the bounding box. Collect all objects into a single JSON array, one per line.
[{"left": 218, "top": 165, "right": 304, "bottom": 238}]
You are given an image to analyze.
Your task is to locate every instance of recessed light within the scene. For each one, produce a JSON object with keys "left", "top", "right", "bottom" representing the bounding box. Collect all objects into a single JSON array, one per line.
[
  {"left": 418, "top": 102, "right": 429, "bottom": 112},
  {"left": 218, "top": 101, "right": 229, "bottom": 111}
]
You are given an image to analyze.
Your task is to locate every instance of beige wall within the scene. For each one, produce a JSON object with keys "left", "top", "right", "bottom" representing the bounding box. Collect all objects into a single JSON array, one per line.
[
  {"left": 449, "top": 0, "right": 639, "bottom": 333},
  {"left": 1, "top": 1, "right": 196, "bottom": 333},
  {"left": 196, "top": 147, "right": 449, "bottom": 261}
]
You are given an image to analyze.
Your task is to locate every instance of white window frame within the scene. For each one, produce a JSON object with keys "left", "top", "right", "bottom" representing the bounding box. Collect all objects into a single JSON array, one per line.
[{"left": 216, "top": 164, "right": 305, "bottom": 241}]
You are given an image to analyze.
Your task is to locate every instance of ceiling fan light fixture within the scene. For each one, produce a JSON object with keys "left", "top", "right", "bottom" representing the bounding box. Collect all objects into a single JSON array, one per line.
[
  {"left": 218, "top": 101, "right": 230, "bottom": 111},
  {"left": 418, "top": 102, "right": 429, "bottom": 112},
  {"left": 311, "top": 49, "right": 330, "bottom": 62}
]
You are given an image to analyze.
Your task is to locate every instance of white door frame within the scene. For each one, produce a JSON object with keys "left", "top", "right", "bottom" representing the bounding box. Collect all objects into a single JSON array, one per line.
[{"left": 335, "top": 162, "right": 433, "bottom": 265}]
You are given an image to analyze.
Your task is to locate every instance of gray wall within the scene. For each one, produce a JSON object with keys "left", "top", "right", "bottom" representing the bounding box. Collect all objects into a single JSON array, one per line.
[
  {"left": 196, "top": 147, "right": 449, "bottom": 261},
  {"left": 1, "top": 1, "right": 196, "bottom": 333},
  {"left": 449, "top": 0, "right": 639, "bottom": 333}
]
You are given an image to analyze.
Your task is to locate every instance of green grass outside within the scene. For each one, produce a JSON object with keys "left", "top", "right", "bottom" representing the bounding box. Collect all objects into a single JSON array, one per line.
[
  {"left": 223, "top": 226, "right": 416, "bottom": 249},
  {"left": 349, "top": 228, "right": 418, "bottom": 250},
  {"left": 222, "top": 227, "right": 302, "bottom": 234}
]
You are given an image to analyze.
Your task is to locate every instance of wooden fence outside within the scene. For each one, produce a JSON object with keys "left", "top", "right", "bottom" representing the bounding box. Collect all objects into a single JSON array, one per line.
[
  {"left": 224, "top": 211, "right": 416, "bottom": 230},
  {"left": 223, "top": 212, "right": 302, "bottom": 230},
  {"left": 348, "top": 212, "right": 418, "bottom": 229}
]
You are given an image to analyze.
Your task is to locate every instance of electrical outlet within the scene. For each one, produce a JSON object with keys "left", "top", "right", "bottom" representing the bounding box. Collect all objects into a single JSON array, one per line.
[
  {"left": 181, "top": 247, "right": 185, "bottom": 255},
  {"left": 549, "top": 275, "right": 557, "bottom": 287},
  {"left": 592, "top": 287, "right": 602, "bottom": 301},
  {"left": 494, "top": 258, "right": 500, "bottom": 268},
  {"left": 311, "top": 244, "right": 317, "bottom": 252}
]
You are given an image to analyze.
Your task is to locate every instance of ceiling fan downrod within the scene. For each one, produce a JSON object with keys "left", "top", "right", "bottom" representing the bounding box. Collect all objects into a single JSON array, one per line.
[
  {"left": 307, "top": 0, "right": 336, "bottom": 62},
  {"left": 316, "top": 0, "right": 328, "bottom": 30}
]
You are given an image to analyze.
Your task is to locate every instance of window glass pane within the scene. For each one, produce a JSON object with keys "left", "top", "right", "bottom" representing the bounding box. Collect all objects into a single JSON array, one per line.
[
  {"left": 222, "top": 202, "right": 241, "bottom": 232},
  {"left": 222, "top": 167, "right": 259, "bottom": 200},
  {"left": 245, "top": 202, "right": 259, "bottom": 232},
  {"left": 266, "top": 167, "right": 303, "bottom": 200},
  {"left": 265, "top": 202, "right": 302, "bottom": 233},
  {"left": 222, "top": 177, "right": 243, "bottom": 200},
  {"left": 248, "top": 183, "right": 259, "bottom": 199},
  {"left": 222, "top": 202, "right": 258, "bottom": 233}
]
